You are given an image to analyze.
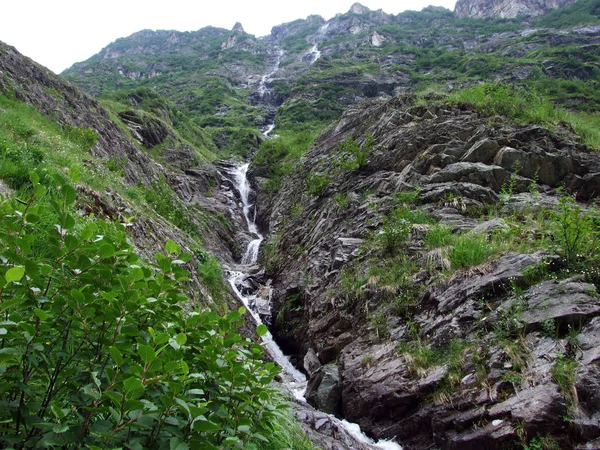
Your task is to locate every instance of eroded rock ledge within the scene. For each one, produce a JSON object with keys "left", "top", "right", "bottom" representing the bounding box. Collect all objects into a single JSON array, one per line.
[{"left": 257, "top": 97, "right": 600, "bottom": 449}]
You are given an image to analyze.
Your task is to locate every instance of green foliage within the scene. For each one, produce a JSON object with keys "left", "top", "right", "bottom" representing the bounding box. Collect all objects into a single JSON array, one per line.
[
  {"left": 551, "top": 355, "right": 578, "bottom": 405},
  {"left": 549, "top": 195, "right": 598, "bottom": 265},
  {"left": 63, "top": 125, "right": 99, "bottom": 150},
  {"left": 253, "top": 127, "right": 319, "bottom": 193},
  {"left": 377, "top": 205, "right": 433, "bottom": 254},
  {"left": 534, "top": 0, "right": 600, "bottom": 28},
  {"left": 306, "top": 172, "right": 330, "bottom": 197},
  {"left": 143, "top": 176, "right": 197, "bottom": 234},
  {"left": 448, "top": 233, "right": 495, "bottom": 269},
  {"left": 424, "top": 224, "right": 453, "bottom": 248},
  {"left": 194, "top": 248, "right": 227, "bottom": 302},
  {"left": 447, "top": 83, "right": 600, "bottom": 149},
  {"left": 0, "top": 176, "right": 289, "bottom": 448},
  {"left": 337, "top": 134, "right": 374, "bottom": 171}
]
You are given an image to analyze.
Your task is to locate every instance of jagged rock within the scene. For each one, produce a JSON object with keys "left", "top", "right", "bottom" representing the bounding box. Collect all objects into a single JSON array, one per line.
[
  {"left": 455, "top": 0, "right": 576, "bottom": 19},
  {"left": 306, "top": 364, "right": 342, "bottom": 416},
  {"left": 462, "top": 138, "right": 500, "bottom": 164},
  {"left": 349, "top": 3, "right": 370, "bottom": 14},
  {"left": 292, "top": 401, "right": 383, "bottom": 450},
  {"left": 258, "top": 97, "right": 600, "bottom": 449},
  {"left": 304, "top": 348, "right": 321, "bottom": 375},
  {"left": 518, "top": 280, "right": 600, "bottom": 331},
  {"left": 118, "top": 110, "right": 170, "bottom": 149},
  {"left": 470, "top": 218, "right": 509, "bottom": 235}
]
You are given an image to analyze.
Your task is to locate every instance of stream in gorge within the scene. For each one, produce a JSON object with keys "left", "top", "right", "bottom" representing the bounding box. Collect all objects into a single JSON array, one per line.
[{"left": 220, "top": 48, "right": 402, "bottom": 450}]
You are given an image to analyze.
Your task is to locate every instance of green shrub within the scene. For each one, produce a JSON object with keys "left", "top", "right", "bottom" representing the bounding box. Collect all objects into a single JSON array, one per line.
[
  {"left": 194, "top": 248, "right": 227, "bottom": 302},
  {"left": 143, "top": 176, "right": 197, "bottom": 233},
  {"left": 550, "top": 195, "right": 598, "bottom": 265},
  {"left": 337, "top": 134, "right": 373, "bottom": 171},
  {"left": 306, "top": 172, "right": 330, "bottom": 197},
  {"left": 551, "top": 355, "right": 577, "bottom": 405},
  {"left": 377, "top": 205, "right": 433, "bottom": 254},
  {"left": 0, "top": 175, "right": 286, "bottom": 449}
]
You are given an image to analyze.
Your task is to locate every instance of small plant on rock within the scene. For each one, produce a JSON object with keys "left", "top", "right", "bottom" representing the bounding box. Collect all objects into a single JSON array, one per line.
[{"left": 306, "top": 172, "right": 330, "bottom": 197}]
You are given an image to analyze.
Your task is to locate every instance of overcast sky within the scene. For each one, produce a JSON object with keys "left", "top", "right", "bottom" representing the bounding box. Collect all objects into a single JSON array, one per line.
[{"left": 2, "top": 0, "right": 456, "bottom": 74}]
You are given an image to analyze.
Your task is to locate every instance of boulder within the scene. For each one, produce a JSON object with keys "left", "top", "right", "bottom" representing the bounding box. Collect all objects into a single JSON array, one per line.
[
  {"left": 461, "top": 139, "right": 500, "bottom": 164},
  {"left": 306, "top": 363, "right": 342, "bottom": 416},
  {"left": 304, "top": 348, "right": 321, "bottom": 375}
]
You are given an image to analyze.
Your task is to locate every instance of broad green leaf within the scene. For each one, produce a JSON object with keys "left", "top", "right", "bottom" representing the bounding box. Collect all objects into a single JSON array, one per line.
[
  {"left": 62, "top": 184, "right": 77, "bottom": 205},
  {"left": 237, "top": 425, "right": 251, "bottom": 434},
  {"left": 33, "top": 309, "right": 48, "bottom": 321},
  {"left": 52, "top": 423, "right": 69, "bottom": 433},
  {"left": 30, "top": 171, "right": 40, "bottom": 184},
  {"left": 165, "top": 240, "right": 181, "bottom": 255},
  {"left": 138, "top": 344, "right": 156, "bottom": 364},
  {"left": 175, "top": 333, "right": 187, "bottom": 346},
  {"left": 25, "top": 213, "right": 40, "bottom": 223},
  {"left": 256, "top": 324, "right": 268, "bottom": 337},
  {"left": 130, "top": 267, "right": 144, "bottom": 282},
  {"left": 98, "top": 244, "right": 116, "bottom": 258},
  {"left": 109, "top": 346, "right": 124, "bottom": 366},
  {"left": 193, "top": 418, "right": 221, "bottom": 432},
  {"left": 170, "top": 437, "right": 189, "bottom": 450},
  {"left": 33, "top": 184, "right": 46, "bottom": 197},
  {"left": 5, "top": 267, "right": 25, "bottom": 283},
  {"left": 123, "top": 377, "right": 144, "bottom": 396}
]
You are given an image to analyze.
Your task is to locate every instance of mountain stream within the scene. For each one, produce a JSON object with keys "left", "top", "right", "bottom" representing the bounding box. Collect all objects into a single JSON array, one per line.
[{"left": 222, "top": 49, "right": 402, "bottom": 450}]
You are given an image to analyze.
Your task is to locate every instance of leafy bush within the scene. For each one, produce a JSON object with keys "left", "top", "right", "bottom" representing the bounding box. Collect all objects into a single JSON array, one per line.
[
  {"left": 0, "top": 175, "right": 286, "bottom": 449},
  {"left": 550, "top": 195, "right": 598, "bottom": 265},
  {"left": 143, "top": 176, "right": 197, "bottom": 234},
  {"left": 337, "top": 134, "right": 373, "bottom": 172},
  {"left": 306, "top": 172, "right": 330, "bottom": 197},
  {"left": 447, "top": 83, "right": 600, "bottom": 149},
  {"left": 424, "top": 224, "right": 453, "bottom": 248},
  {"left": 377, "top": 205, "right": 433, "bottom": 254}
]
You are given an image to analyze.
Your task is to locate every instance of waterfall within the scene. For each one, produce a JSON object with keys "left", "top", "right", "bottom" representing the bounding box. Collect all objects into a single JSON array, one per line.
[
  {"left": 308, "top": 44, "right": 321, "bottom": 64},
  {"left": 221, "top": 50, "right": 403, "bottom": 450}
]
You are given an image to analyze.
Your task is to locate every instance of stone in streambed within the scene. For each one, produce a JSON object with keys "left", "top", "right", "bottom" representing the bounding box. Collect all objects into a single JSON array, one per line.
[{"left": 306, "top": 363, "right": 342, "bottom": 416}]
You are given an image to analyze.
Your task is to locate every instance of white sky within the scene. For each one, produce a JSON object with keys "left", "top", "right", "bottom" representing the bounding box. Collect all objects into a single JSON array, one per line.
[{"left": 1, "top": 0, "right": 456, "bottom": 74}]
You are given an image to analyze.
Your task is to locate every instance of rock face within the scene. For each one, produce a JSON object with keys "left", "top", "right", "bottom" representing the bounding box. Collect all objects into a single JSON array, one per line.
[
  {"left": 258, "top": 97, "right": 600, "bottom": 449},
  {"left": 455, "top": 0, "right": 577, "bottom": 18}
]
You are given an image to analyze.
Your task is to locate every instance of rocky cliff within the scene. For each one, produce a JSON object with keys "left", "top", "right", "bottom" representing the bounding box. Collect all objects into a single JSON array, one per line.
[
  {"left": 257, "top": 95, "right": 600, "bottom": 449},
  {"left": 455, "top": 0, "right": 577, "bottom": 18}
]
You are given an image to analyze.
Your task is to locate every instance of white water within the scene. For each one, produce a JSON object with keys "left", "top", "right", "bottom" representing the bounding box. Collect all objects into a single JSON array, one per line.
[
  {"left": 258, "top": 48, "right": 284, "bottom": 99},
  {"left": 307, "top": 44, "right": 321, "bottom": 64},
  {"left": 224, "top": 163, "right": 402, "bottom": 449}
]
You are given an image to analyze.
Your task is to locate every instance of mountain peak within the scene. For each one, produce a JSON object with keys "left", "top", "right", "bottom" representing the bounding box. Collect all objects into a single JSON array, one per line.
[
  {"left": 454, "top": 0, "right": 577, "bottom": 18},
  {"left": 349, "top": 2, "right": 370, "bottom": 14},
  {"left": 231, "top": 22, "right": 245, "bottom": 33}
]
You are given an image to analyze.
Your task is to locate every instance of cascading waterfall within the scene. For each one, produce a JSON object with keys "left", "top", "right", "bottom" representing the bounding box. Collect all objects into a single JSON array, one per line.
[
  {"left": 308, "top": 44, "right": 321, "bottom": 64},
  {"left": 223, "top": 51, "right": 403, "bottom": 450}
]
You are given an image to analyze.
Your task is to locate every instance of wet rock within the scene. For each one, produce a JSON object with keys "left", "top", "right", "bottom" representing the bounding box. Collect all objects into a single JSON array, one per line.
[{"left": 306, "top": 363, "right": 342, "bottom": 416}]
